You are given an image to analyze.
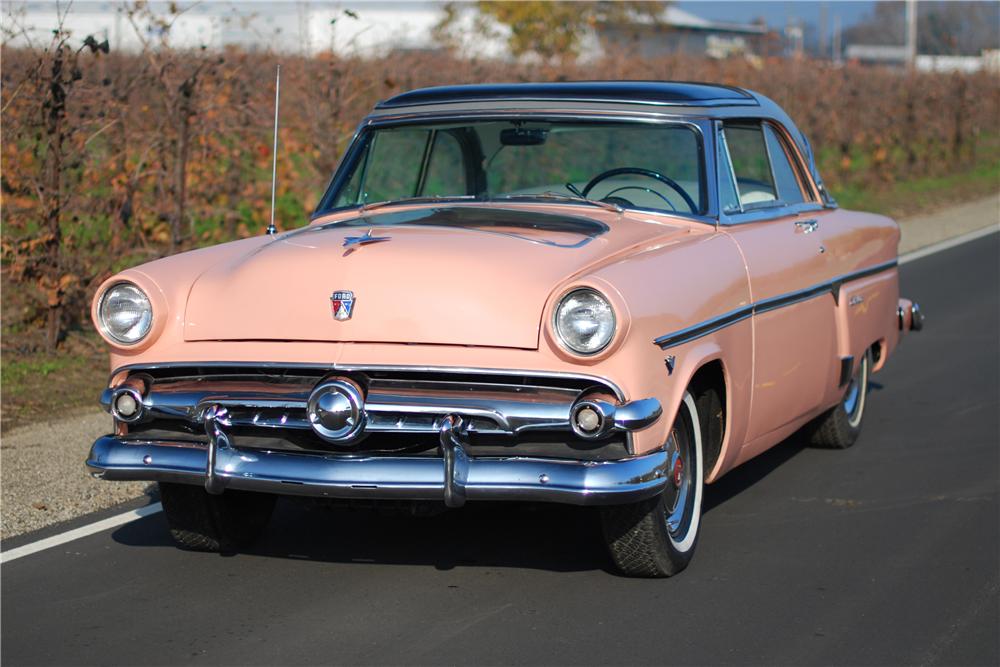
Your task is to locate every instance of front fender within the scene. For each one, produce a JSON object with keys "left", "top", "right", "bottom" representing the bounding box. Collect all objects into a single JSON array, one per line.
[{"left": 575, "top": 231, "right": 753, "bottom": 468}]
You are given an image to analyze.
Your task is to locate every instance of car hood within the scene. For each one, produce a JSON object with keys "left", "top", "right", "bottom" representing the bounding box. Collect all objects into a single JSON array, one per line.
[{"left": 183, "top": 205, "right": 688, "bottom": 348}]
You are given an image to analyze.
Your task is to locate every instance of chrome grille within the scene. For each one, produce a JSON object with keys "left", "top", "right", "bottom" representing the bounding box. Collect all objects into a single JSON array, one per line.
[{"left": 105, "top": 366, "right": 621, "bottom": 438}]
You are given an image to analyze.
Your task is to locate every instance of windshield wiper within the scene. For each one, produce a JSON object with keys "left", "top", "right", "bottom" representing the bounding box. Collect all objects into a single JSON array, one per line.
[
  {"left": 360, "top": 195, "right": 477, "bottom": 213},
  {"left": 490, "top": 191, "right": 623, "bottom": 213}
]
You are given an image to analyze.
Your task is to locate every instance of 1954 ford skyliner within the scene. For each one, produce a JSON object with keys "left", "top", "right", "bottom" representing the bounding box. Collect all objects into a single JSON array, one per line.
[{"left": 87, "top": 82, "right": 923, "bottom": 577}]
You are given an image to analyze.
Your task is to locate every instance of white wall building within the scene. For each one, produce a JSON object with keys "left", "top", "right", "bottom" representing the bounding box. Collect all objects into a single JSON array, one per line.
[
  {"left": 1, "top": 1, "right": 463, "bottom": 55},
  {"left": 846, "top": 43, "right": 999, "bottom": 73},
  {"left": 3, "top": 1, "right": 765, "bottom": 60}
]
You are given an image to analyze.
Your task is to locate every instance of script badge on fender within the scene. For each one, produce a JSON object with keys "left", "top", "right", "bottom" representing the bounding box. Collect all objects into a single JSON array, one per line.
[{"left": 330, "top": 290, "right": 355, "bottom": 321}]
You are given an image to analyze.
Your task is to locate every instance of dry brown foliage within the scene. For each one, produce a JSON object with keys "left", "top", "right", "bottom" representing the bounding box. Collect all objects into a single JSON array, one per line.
[{"left": 2, "top": 45, "right": 998, "bottom": 347}]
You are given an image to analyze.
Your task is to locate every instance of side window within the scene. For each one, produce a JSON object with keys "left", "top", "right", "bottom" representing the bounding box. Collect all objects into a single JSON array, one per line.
[
  {"left": 362, "top": 129, "right": 429, "bottom": 203},
  {"left": 422, "top": 131, "right": 466, "bottom": 196},
  {"left": 723, "top": 123, "right": 777, "bottom": 207},
  {"left": 763, "top": 124, "right": 806, "bottom": 205}
]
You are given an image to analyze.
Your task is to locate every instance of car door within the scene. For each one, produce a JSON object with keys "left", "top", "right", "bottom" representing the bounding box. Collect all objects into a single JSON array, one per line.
[{"left": 717, "top": 120, "right": 839, "bottom": 445}]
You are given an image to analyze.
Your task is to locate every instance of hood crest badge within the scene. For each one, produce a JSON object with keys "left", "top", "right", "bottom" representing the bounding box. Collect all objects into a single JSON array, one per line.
[{"left": 331, "top": 290, "right": 356, "bottom": 321}]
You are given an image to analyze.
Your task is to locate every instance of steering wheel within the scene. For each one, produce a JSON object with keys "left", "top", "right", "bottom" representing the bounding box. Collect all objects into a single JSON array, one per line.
[
  {"left": 603, "top": 186, "right": 676, "bottom": 211},
  {"left": 582, "top": 167, "right": 698, "bottom": 214}
]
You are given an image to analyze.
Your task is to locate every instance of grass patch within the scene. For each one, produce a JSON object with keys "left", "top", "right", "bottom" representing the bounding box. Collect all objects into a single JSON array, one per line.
[
  {"left": 1, "top": 331, "right": 108, "bottom": 432},
  {"left": 3, "top": 356, "right": 80, "bottom": 384},
  {"left": 832, "top": 157, "right": 1000, "bottom": 219}
]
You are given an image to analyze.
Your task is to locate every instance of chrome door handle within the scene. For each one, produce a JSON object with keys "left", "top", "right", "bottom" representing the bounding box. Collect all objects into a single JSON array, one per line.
[{"left": 794, "top": 219, "right": 819, "bottom": 234}]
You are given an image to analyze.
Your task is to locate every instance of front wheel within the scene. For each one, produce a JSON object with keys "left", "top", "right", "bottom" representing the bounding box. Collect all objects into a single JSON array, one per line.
[
  {"left": 159, "top": 482, "right": 276, "bottom": 552},
  {"left": 600, "top": 390, "right": 704, "bottom": 578}
]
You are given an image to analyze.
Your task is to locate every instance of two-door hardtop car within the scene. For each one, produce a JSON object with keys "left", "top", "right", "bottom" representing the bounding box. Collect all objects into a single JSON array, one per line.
[{"left": 87, "top": 81, "right": 922, "bottom": 577}]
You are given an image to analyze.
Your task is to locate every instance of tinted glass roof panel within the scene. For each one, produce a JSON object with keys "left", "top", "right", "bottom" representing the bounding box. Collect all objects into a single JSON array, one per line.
[{"left": 377, "top": 81, "right": 757, "bottom": 109}]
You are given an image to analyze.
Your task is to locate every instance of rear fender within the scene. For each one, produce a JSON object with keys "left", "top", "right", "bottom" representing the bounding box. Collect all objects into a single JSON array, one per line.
[{"left": 832, "top": 269, "right": 901, "bottom": 400}]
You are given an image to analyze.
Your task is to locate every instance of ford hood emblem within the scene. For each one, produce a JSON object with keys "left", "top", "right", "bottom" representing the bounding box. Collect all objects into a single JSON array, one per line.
[{"left": 331, "top": 290, "right": 355, "bottom": 321}]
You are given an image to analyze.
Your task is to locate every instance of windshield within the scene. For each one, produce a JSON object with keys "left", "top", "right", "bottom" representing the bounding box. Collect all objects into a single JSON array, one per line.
[{"left": 327, "top": 120, "right": 705, "bottom": 216}]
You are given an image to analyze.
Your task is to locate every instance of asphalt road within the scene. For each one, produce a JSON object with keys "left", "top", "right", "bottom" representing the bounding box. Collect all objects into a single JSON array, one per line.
[{"left": 2, "top": 233, "right": 997, "bottom": 666}]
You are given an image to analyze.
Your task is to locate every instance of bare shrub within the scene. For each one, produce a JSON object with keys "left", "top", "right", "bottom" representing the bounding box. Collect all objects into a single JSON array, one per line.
[{"left": 3, "top": 46, "right": 998, "bottom": 345}]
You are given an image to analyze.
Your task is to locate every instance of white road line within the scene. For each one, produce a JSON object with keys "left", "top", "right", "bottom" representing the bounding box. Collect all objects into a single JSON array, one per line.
[
  {"left": 900, "top": 224, "right": 999, "bottom": 265},
  {"left": 3, "top": 222, "right": 998, "bottom": 564},
  {"left": 1, "top": 502, "right": 163, "bottom": 565}
]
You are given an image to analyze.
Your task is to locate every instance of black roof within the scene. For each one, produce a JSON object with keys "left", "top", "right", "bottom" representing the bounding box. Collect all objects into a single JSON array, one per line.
[{"left": 376, "top": 81, "right": 758, "bottom": 110}]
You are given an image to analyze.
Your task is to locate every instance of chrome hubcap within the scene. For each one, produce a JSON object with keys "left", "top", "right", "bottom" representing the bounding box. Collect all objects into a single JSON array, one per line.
[
  {"left": 663, "top": 425, "right": 694, "bottom": 537},
  {"left": 843, "top": 377, "right": 860, "bottom": 415},
  {"left": 843, "top": 354, "right": 869, "bottom": 428}
]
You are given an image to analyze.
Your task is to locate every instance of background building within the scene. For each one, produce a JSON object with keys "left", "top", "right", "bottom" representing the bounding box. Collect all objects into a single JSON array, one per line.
[{"left": 596, "top": 6, "right": 768, "bottom": 60}]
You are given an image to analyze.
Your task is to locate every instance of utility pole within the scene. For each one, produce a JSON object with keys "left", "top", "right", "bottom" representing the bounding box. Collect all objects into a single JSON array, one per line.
[
  {"left": 785, "top": 17, "right": 804, "bottom": 59},
  {"left": 905, "top": 0, "right": 917, "bottom": 69},
  {"left": 832, "top": 14, "right": 841, "bottom": 64},
  {"left": 819, "top": 2, "right": 828, "bottom": 60}
]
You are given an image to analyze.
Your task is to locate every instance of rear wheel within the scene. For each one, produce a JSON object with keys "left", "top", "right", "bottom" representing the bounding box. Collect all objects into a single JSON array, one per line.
[
  {"left": 600, "top": 390, "right": 704, "bottom": 578},
  {"left": 809, "top": 350, "right": 871, "bottom": 449},
  {"left": 159, "top": 482, "right": 276, "bottom": 552}
]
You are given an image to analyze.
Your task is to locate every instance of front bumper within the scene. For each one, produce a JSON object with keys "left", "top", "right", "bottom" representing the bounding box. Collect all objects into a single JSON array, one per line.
[
  {"left": 86, "top": 431, "right": 670, "bottom": 506},
  {"left": 91, "top": 365, "right": 668, "bottom": 506}
]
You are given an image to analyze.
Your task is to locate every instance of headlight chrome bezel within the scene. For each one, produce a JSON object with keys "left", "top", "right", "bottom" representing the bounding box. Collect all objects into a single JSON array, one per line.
[
  {"left": 552, "top": 288, "right": 618, "bottom": 356},
  {"left": 97, "top": 281, "right": 154, "bottom": 346}
]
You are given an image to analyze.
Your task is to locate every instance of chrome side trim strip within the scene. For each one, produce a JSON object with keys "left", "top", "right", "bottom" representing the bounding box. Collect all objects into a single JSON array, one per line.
[
  {"left": 653, "top": 306, "right": 753, "bottom": 350},
  {"left": 753, "top": 281, "right": 832, "bottom": 315},
  {"left": 655, "top": 260, "right": 898, "bottom": 350}
]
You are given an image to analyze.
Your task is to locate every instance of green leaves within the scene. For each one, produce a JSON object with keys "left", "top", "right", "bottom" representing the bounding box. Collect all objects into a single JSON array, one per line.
[{"left": 437, "top": 1, "right": 666, "bottom": 61}]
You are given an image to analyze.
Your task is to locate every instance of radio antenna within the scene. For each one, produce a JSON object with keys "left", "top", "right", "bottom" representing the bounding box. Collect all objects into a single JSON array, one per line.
[{"left": 266, "top": 64, "right": 281, "bottom": 236}]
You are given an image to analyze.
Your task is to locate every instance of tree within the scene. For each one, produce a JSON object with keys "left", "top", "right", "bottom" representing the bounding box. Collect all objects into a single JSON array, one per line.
[
  {"left": 1, "top": 5, "right": 109, "bottom": 350},
  {"left": 124, "top": 1, "right": 212, "bottom": 251},
  {"left": 435, "top": 1, "right": 667, "bottom": 62}
]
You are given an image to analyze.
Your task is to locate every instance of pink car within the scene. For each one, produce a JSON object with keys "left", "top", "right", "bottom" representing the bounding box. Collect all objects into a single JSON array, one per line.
[{"left": 87, "top": 82, "right": 922, "bottom": 577}]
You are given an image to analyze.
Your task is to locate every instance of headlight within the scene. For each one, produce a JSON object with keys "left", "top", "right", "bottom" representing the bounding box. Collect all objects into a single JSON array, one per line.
[
  {"left": 98, "top": 282, "right": 153, "bottom": 344},
  {"left": 554, "top": 288, "right": 616, "bottom": 355}
]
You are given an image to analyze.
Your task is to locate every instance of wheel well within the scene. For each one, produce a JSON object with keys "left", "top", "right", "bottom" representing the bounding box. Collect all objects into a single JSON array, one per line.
[
  {"left": 688, "top": 360, "right": 726, "bottom": 478},
  {"left": 870, "top": 339, "right": 886, "bottom": 371}
]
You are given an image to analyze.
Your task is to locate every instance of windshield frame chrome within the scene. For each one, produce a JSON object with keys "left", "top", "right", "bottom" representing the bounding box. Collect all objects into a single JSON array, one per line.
[{"left": 312, "top": 112, "right": 718, "bottom": 225}]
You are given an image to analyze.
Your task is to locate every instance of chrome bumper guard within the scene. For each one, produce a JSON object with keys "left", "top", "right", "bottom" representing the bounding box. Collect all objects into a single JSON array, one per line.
[{"left": 87, "top": 407, "right": 669, "bottom": 507}]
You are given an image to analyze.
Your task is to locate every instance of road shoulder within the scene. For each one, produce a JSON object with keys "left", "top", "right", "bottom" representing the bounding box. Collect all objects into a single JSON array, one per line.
[{"left": 897, "top": 193, "right": 999, "bottom": 254}]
